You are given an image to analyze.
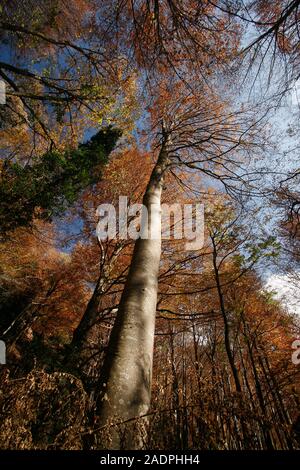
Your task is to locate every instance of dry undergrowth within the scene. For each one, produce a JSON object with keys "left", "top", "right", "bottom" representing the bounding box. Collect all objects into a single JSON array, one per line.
[{"left": 0, "top": 369, "right": 88, "bottom": 449}]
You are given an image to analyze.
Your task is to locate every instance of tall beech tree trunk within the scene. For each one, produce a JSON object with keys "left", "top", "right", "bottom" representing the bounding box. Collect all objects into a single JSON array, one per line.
[{"left": 95, "top": 135, "right": 170, "bottom": 449}]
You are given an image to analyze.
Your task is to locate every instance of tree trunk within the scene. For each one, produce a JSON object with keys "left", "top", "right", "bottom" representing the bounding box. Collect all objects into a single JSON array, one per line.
[
  {"left": 95, "top": 136, "right": 170, "bottom": 449},
  {"left": 65, "top": 243, "right": 124, "bottom": 385},
  {"left": 211, "top": 239, "right": 242, "bottom": 393},
  {"left": 70, "top": 241, "right": 124, "bottom": 352},
  {"left": 0, "top": 282, "right": 58, "bottom": 352}
]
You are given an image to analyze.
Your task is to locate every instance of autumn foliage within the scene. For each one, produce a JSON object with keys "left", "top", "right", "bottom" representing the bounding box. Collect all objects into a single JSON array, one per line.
[{"left": 0, "top": 0, "right": 300, "bottom": 452}]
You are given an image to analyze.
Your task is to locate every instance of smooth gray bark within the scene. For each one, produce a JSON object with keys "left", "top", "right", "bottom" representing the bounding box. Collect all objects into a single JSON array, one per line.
[{"left": 95, "top": 137, "right": 170, "bottom": 449}]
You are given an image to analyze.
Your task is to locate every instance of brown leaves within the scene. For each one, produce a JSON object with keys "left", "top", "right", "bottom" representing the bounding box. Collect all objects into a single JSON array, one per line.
[{"left": 0, "top": 370, "right": 87, "bottom": 449}]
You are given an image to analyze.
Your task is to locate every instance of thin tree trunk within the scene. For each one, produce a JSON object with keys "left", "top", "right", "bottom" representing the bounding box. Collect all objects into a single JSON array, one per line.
[
  {"left": 65, "top": 243, "right": 125, "bottom": 389},
  {"left": 95, "top": 134, "right": 170, "bottom": 449},
  {"left": 70, "top": 242, "right": 124, "bottom": 351},
  {"left": 211, "top": 238, "right": 242, "bottom": 393},
  {"left": 1, "top": 281, "right": 59, "bottom": 351},
  {"left": 66, "top": 274, "right": 108, "bottom": 377},
  {"left": 168, "top": 321, "right": 181, "bottom": 448},
  {"left": 240, "top": 312, "right": 274, "bottom": 449}
]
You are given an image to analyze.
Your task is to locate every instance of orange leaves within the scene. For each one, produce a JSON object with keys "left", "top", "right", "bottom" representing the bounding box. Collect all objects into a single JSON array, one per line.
[
  {"left": 100, "top": 0, "right": 240, "bottom": 85},
  {"left": 255, "top": 0, "right": 299, "bottom": 54},
  {"left": 98, "top": 146, "right": 153, "bottom": 204},
  {"left": 256, "top": 0, "right": 285, "bottom": 24}
]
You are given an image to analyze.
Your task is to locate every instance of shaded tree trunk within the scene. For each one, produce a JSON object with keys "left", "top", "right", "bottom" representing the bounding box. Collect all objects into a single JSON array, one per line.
[
  {"left": 65, "top": 243, "right": 125, "bottom": 389},
  {"left": 69, "top": 241, "right": 124, "bottom": 354},
  {"left": 0, "top": 282, "right": 59, "bottom": 351},
  {"left": 211, "top": 237, "right": 242, "bottom": 393}
]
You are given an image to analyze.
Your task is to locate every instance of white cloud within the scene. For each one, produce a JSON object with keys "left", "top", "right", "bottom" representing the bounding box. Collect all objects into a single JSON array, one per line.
[{"left": 265, "top": 273, "right": 300, "bottom": 315}]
